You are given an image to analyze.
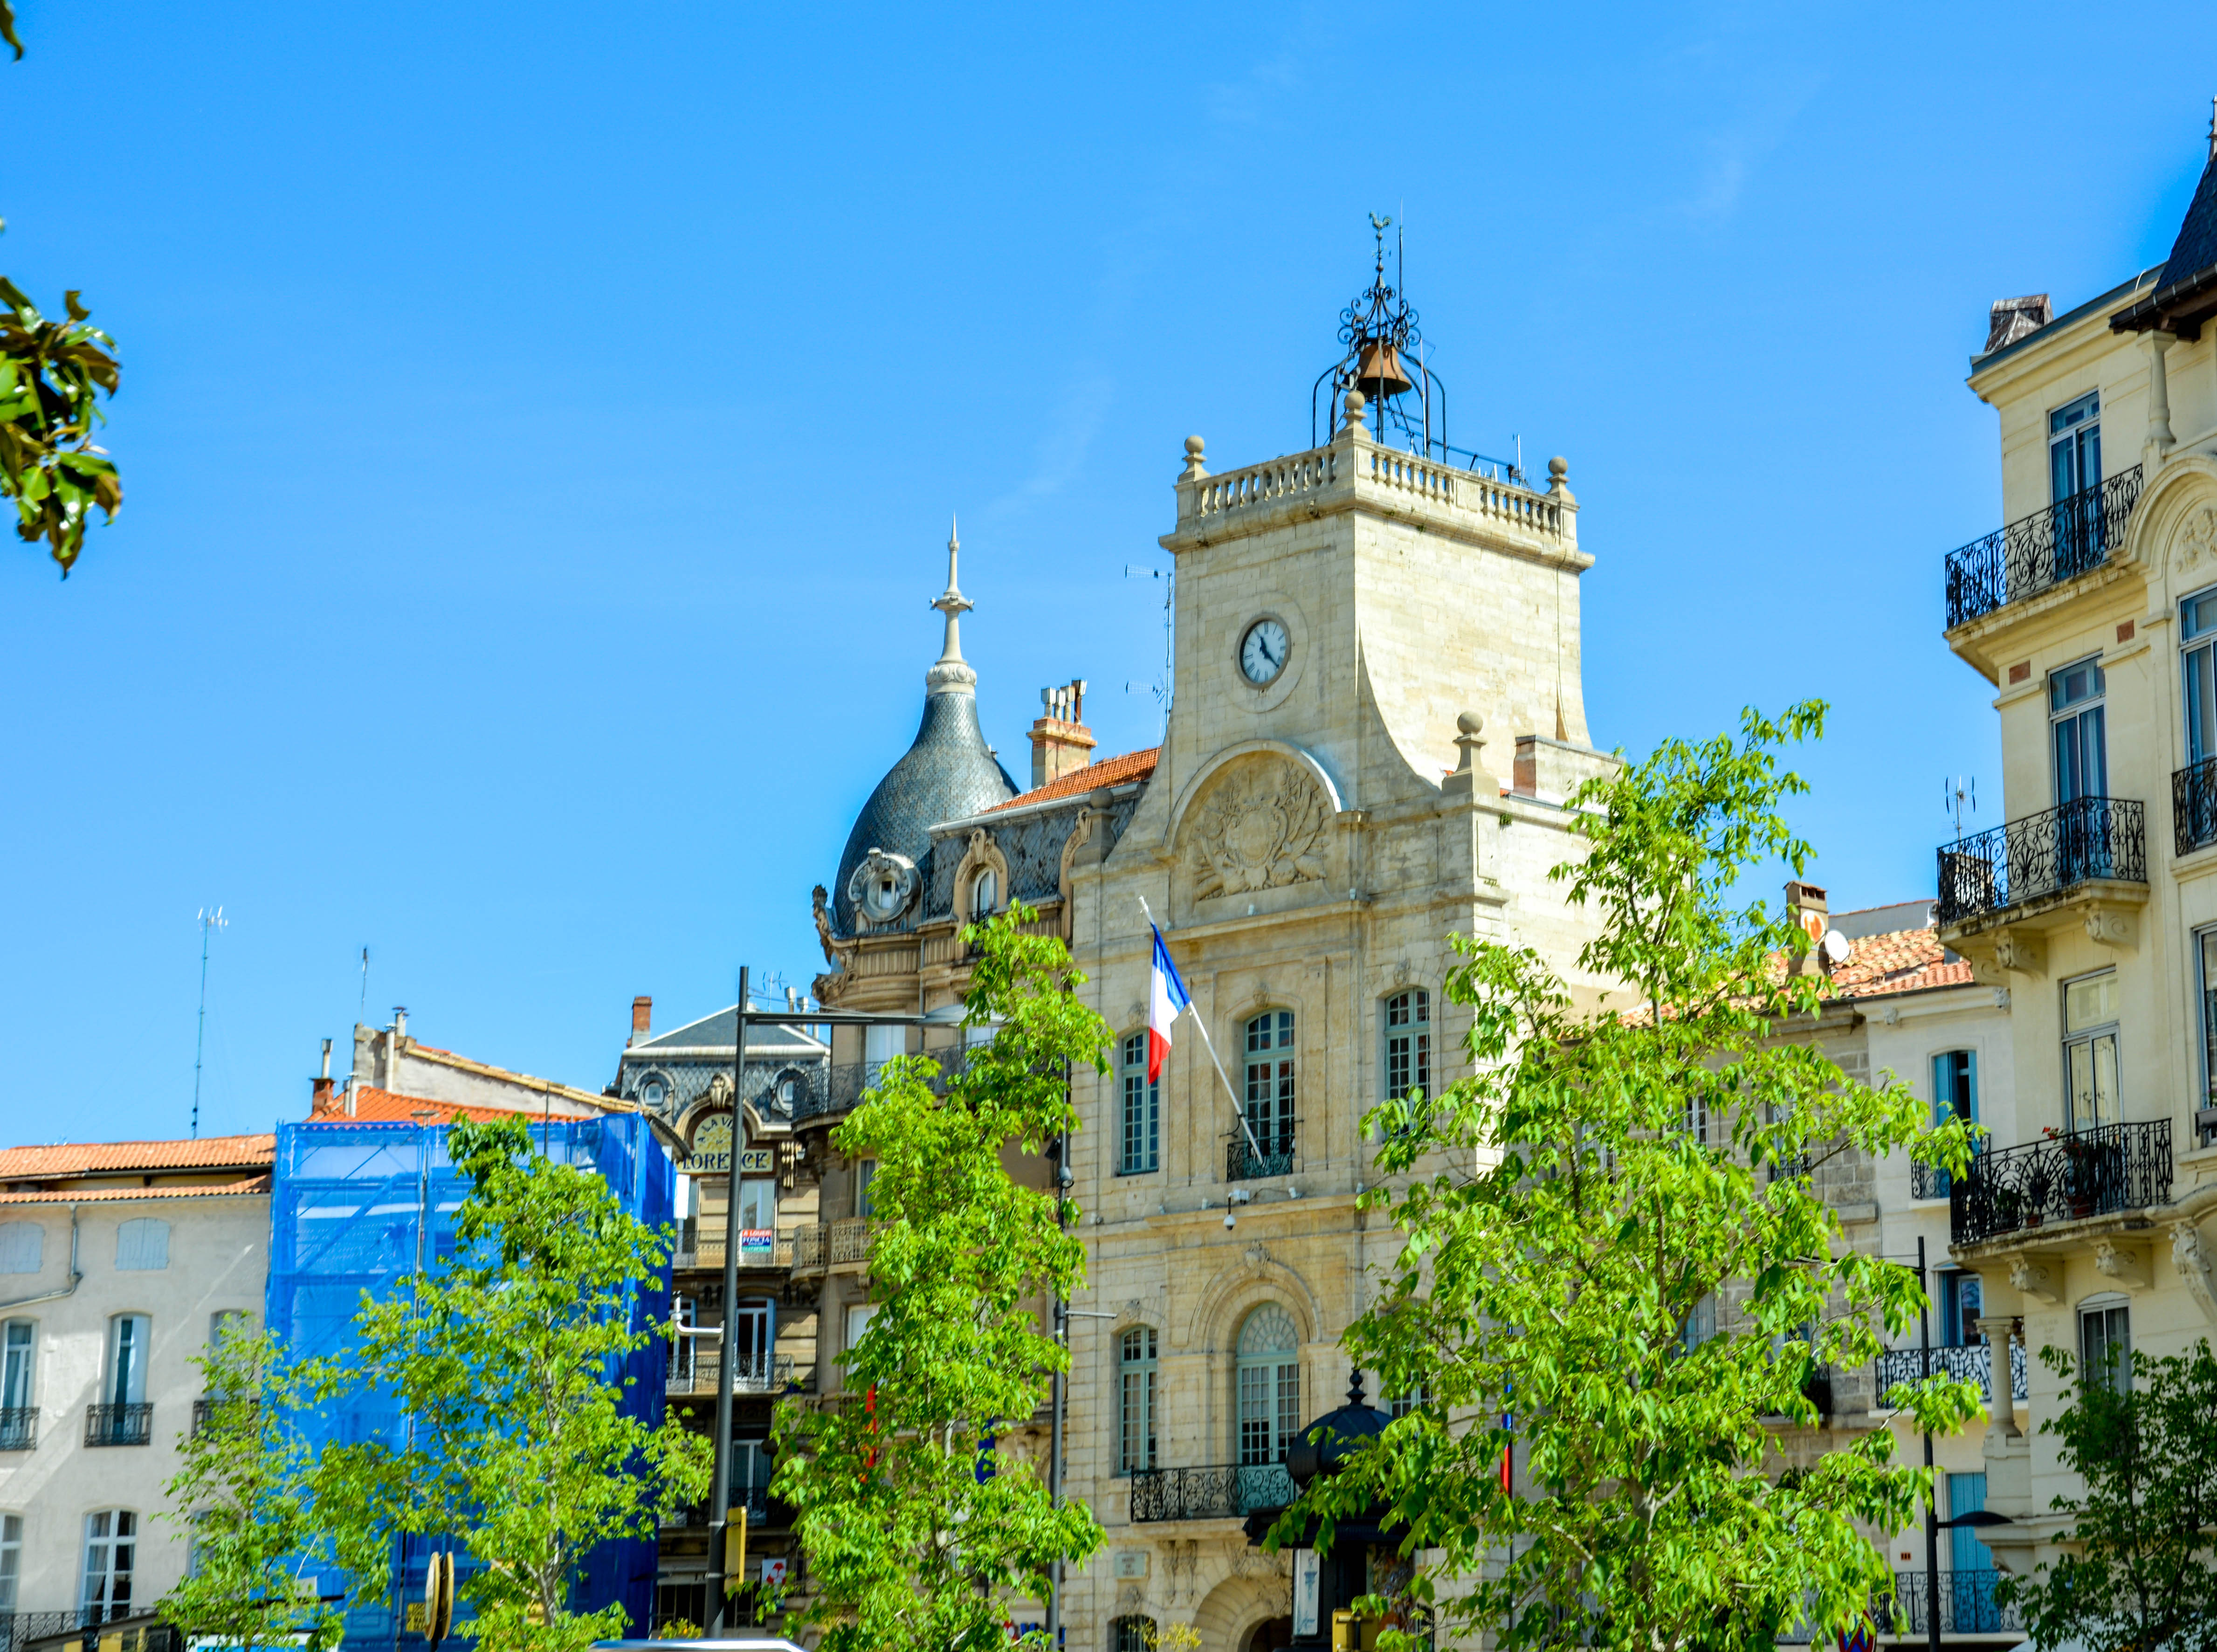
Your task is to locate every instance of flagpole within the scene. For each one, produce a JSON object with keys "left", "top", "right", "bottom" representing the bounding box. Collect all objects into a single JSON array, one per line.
[{"left": 1139, "top": 896, "right": 1266, "bottom": 1161}]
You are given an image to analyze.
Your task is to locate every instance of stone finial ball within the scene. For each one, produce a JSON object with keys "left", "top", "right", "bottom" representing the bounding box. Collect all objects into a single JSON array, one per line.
[
  {"left": 1548, "top": 456, "right": 1568, "bottom": 479},
  {"left": 1457, "top": 710, "right": 1484, "bottom": 737},
  {"left": 1344, "top": 389, "right": 1368, "bottom": 413},
  {"left": 1185, "top": 435, "right": 1205, "bottom": 459}
]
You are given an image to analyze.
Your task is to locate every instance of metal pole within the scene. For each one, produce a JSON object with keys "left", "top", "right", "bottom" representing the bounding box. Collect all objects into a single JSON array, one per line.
[
  {"left": 708, "top": 967, "right": 750, "bottom": 1636},
  {"left": 1046, "top": 1117, "right": 1071, "bottom": 1641},
  {"left": 1921, "top": 1235, "right": 1941, "bottom": 1652}
]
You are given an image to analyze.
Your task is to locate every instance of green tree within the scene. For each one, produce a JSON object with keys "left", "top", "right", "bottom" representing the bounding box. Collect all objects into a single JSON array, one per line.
[
  {"left": 1294, "top": 704, "right": 1983, "bottom": 1650},
  {"left": 313, "top": 1116, "right": 710, "bottom": 1652},
  {"left": 157, "top": 1326, "right": 342, "bottom": 1652},
  {"left": 1997, "top": 1338, "right": 2217, "bottom": 1652},
  {"left": 772, "top": 902, "right": 1107, "bottom": 1650},
  {"left": 1, "top": 4, "right": 122, "bottom": 576}
]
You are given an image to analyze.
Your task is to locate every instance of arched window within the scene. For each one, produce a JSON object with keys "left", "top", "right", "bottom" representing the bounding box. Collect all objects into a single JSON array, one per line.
[
  {"left": 1118, "top": 1326, "right": 1157, "bottom": 1475},
  {"left": 1112, "top": 1618, "right": 1157, "bottom": 1652},
  {"left": 971, "top": 867, "right": 998, "bottom": 918},
  {"left": 115, "top": 1219, "right": 168, "bottom": 1272},
  {"left": 1118, "top": 1032, "right": 1160, "bottom": 1176},
  {"left": 1241, "top": 1012, "right": 1296, "bottom": 1171},
  {"left": 1235, "top": 1304, "right": 1300, "bottom": 1470},
  {"left": 80, "top": 1510, "right": 135, "bottom": 1617},
  {"left": 1383, "top": 989, "right": 1430, "bottom": 1101}
]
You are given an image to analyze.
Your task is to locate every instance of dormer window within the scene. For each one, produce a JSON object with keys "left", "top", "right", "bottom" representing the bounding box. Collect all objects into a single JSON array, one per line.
[{"left": 971, "top": 868, "right": 997, "bottom": 917}]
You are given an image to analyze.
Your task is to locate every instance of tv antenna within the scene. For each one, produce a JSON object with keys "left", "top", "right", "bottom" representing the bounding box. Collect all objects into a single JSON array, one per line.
[
  {"left": 1944, "top": 776, "right": 1976, "bottom": 839},
  {"left": 1124, "top": 564, "right": 1174, "bottom": 741},
  {"left": 192, "top": 907, "right": 227, "bottom": 1140}
]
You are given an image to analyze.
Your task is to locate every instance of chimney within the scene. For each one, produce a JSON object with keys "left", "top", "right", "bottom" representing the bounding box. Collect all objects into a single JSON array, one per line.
[
  {"left": 630, "top": 995, "right": 653, "bottom": 1045},
  {"left": 1029, "top": 679, "right": 1097, "bottom": 789},
  {"left": 311, "top": 1038, "right": 336, "bottom": 1113},
  {"left": 1984, "top": 295, "right": 2052, "bottom": 354},
  {"left": 1784, "top": 881, "right": 1828, "bottom": 976},
  {"left": 393, "top": 1005, "right": 408, "bottom": 1043}
]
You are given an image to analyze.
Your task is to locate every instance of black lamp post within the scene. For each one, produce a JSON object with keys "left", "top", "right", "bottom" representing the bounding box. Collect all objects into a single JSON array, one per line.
[{"left": 1252, "top": 1370, "right": 1395, "bottom": 1649}]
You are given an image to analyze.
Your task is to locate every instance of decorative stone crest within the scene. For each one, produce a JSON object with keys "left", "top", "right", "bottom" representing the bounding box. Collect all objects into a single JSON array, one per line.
[
  {"left": 2172, "top": 502, "right": 2217, "bottom": 579},
  {"left": 1184, "top": 756, "right": 1330, "bottom": 902}
]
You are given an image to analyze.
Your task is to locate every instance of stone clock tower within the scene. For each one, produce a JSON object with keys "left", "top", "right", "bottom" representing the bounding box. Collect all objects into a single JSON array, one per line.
[{"left": 1053, "top": 267, "right": 1618, "bottom": 1648}]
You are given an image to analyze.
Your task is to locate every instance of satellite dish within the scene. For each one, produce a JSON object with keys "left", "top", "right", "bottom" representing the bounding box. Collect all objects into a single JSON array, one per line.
[{"left": 1820, "top": 929, "right": 1853, "bottom": 968}]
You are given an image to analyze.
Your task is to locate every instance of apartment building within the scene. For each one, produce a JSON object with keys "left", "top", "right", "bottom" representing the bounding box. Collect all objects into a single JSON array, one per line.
[{"left": 1935, "top": 126, "right": 2217, "bottom": 1579}]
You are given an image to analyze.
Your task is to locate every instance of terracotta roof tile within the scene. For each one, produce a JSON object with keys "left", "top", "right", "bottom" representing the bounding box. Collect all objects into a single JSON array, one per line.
[
  {"left": 0, "top": 1173, "right": 272, "bottom": 1205},
  {"left": 1827, "top": 927, "right": 1975, "bottom": 1000},
  {"left": 0, "top": 1133, "right": 275, "bottom": 1181},
  {"left": 307, "top": 1087, "right": 550, "bottom": 1126},
  {"left": 987, "top": 747, "right": 1160, "bottom": 812}
]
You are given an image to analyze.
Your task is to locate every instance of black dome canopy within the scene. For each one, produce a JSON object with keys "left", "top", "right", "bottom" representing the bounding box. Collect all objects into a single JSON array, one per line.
[{"left": 830, "top": 523, "right": 1018, "bottom": 935}]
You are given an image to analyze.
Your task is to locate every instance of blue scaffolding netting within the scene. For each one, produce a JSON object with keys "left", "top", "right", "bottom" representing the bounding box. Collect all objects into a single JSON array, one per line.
[{"left": 266, "top": 1115, "right": 674, "bottom": 1650}]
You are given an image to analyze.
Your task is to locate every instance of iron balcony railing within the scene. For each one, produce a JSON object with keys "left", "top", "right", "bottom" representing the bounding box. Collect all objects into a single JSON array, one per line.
[
  {"left": 0, "top": 1407, "right": 34, "bottom": 1451},
  {"left": 791, "top": 1217, "right": 877, "bottom": 1273},
  {"left": 664, "top": 1349, "right": 799, "bottom": 1397},
  {"left": 666, "top": 1485, "right": 774, "bottom": 1529},
  {"left": 1951, "top": 1118, "right": 2173, "bottom": 1245},
  {"left": 0, "top": 1611, "right": 182, "bottom": 1652},
  {"left": 2175, "top": 757, "right": 2217, "bottom": 857},
  {"left": 1883, "top": 1570, "right": 2020, "bottom": 1636},
  {"left": 1944, "top": 466, "right": 2143, "bottom": 627},
  {"left": 1226, "top": 1136, "right": 1297, "bottom": 1182},
  {"left": 84, "top": 1403, "right": 152, "bottom": 1447},
  {"left": 1129, "top": 1461, "right": 1297, "bottom": 1522},
  {"left": 1935, "top": 796, "right": 2146, "bottom": 925},
  {"left": 1873, "top": 1342, "right": 2028, "bottom": 1404}
]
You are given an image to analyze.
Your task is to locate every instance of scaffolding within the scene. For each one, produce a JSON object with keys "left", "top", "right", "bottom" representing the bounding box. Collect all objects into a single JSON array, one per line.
[{"left": 266, "top": 1116, "right": 674, "bottom": 1651}]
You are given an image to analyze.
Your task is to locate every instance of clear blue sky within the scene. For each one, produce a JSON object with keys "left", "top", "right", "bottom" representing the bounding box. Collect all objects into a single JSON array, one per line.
[{"left": 2, "top": 1, "right": 2208, "bottom": 1143}]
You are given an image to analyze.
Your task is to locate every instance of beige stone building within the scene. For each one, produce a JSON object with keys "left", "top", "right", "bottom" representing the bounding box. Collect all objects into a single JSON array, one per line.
[{"left": 1933, "top": 125, "right": 2217, "bottom": 1584}]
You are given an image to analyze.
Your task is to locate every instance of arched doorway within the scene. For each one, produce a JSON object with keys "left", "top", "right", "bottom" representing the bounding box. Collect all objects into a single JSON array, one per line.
[{"left": 1242, "top": 1619, "right": 1294, "bottom": 1652}]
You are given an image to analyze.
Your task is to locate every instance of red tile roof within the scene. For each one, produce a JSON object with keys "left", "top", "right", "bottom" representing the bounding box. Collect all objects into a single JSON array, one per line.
[
  {"left": 0, "top": 1133, "right": 275, "bottom": 1181},
  {"left": 0, "top": 1174, "right": 273, "bottom": 1205},
  {"left": 1827, "top": 928, "right": 1975, "bottom": 1000},
  {"left": 988, "top": 747, "right": 1160, "bottom": 812},
  {"left": 308, "top": 1087, "right": 542, "bottom": 1126}
]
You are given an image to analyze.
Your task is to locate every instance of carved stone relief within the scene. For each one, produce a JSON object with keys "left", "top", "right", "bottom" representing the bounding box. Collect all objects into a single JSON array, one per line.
[
  {"left": 1183, "top": 756, "right": 1331, "bottom": 902},
  {"left": 2171, "top": 501, "right": 2217, "bottom": 580}
]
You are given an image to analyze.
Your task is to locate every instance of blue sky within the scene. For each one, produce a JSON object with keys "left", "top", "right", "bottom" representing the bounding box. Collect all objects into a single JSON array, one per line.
[{"left": 2, "top": 1, "right": 2209, "bottom": 1142}]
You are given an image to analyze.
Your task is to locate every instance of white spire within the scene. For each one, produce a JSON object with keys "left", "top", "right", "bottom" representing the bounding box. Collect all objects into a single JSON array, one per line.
[{"left": 926, "top": 514, "right": 977, "bottom": 697}]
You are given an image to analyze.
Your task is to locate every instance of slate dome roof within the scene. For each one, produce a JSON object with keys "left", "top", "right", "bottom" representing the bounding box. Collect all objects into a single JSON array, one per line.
[{"left": 830, "top": 525, "right": 1018, "bottom": 934}]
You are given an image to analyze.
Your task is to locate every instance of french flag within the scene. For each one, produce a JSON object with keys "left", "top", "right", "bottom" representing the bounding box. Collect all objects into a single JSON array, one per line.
[{"left": 1147, "top": 924, "right": 1190, "bottom": 1083}]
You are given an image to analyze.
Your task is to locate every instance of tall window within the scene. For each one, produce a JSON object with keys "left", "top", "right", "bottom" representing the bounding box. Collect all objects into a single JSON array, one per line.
[
  {"left": 2051, "top": 659, "right": 2107, "bottom": 805},
  {"left": 854, "top": 1160, "right": 877, "bottom": 1219},
  {"left": 1235, "top": 1304, "right": 1301, "bottom": 1467},
  {"left": 0, "top": 1514, "right": 19, "bottom": 1612},
  {"left": 863, "top": 1023, "right": 903, "bottom": 1072},
  {"left": 730, "top": 1298, "right": 774, "bottom": 1384},
  {"left": 2050, "top": 391, "right": 2100, "bottom": 502},
  {"left": 1939, "top": 1272, "right": 1983, "bottom": 1349},
  {"left": 2, "top": 1320, "right": 31, "bottom": 1410},
  {"left": 1383, "top": 989, "right": 1430, "bottom": 1101},
  {"left": 1243, "top": 1012, "right": 1296, "bottom": 1158},
  {"left": 2079, "top": 1298, "right": 2131, "bottom": 1391},
  {"left": 106, "top": 1315, "right": 150, "bottom": 1407},
  {"left": 2063, "top": 971, "right": 2121, "bottom": 1132},
  {"left": 1947, "top": 1472, "right": 1997, "bottom": 1576},
  {"left": 1118, "top": 1326, "right": 1157, "bottom": 1475},
  {"left": 970, "top": 867, "right": 997, "bottom": 917},
  {"left": 1118, "top": 1032, "right": 1160, "bottom": 1176},
  {"left": 80, "top": 1510, "right": 134, "bottom": 1618},
  {"left": 1930, "top": 1050, "right": 1977, "bottom": 1195},
  {"left": 2184, "top": 590, "right": 2217, "bottom": 768},
  {"left": 2198, "top": 929, "right": 2217, "bottom": 1145}
]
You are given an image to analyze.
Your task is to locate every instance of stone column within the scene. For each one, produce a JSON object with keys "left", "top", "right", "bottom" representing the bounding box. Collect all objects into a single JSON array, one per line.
[
  {"left": 2147, "top": 331, "right": 2176, "bottom": 454},
  {"left": 1975, "top": 1313, "right": 2020, "bottom": 1438}
]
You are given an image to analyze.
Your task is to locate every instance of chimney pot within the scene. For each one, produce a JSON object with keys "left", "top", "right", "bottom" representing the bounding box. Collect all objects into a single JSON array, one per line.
[
  {"left": 1784, "top": 881, "right": 1829, "bottom": 976},
  {"left": 393, "top": 1005, "right": 408, "bottom": 1041},
  {"left": 631, "top": 995, "right": 653, "bottom": 1043},
  {"left": 1030, "top": 678, "right": 1098, "bottom": 789},
  {"left": 320, "top": 1038, "right": 332, "bottom": 1080}
]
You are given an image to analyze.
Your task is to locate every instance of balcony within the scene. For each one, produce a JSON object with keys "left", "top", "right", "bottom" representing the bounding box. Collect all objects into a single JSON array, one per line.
[
  {"left": 671, "top": 1223, "right": 795, "bottom": 1273},
  {"left": 0, "top": 1407, "right": 33, "bottom": 1450},
  {"left": 664, "top": 1349, "right": 799, "bottom": 1398},
  {"left": 1883, "top": 1570, "right": 2020, "bottom": 1636},
  {"left": 789, "top": 1052, "right": 987, "bottom": 1126},
  {"left": 1943, "top": 466, "right": 2143, "bottom": 628},
  {"left": 790, "top": 1217, "right": 875, "bottom": 1274},
  {"left": 2175, "top": 757, "right": 2217, "bottom": 857},
  {"left": 1129, "top": 1461, "right": 1297, "bottom": 1523},
  {"left": 1226, "top": 1136, "right": 1296, "bottom": 1182},
  {"left": 1873, "top": 1342, "right": 2028, "bottom": 1405},
  {"left": 665, "top": 1485, "right": 777, "bottom": 1529},
  {"left": 1935, "top": 796, "right": 2146, "bottom": 927},
  {"left": 1951, "top": 1119, "right": 2174, "bottom": 1245},
  {"left": 84, "top": 1403, "right": 152, "bottom": 1447}
]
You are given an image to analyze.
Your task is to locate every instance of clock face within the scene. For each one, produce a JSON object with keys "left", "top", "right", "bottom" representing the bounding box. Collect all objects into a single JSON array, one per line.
[{"left": 1239, "top": 618, "right": 1290, "bottom": 685}]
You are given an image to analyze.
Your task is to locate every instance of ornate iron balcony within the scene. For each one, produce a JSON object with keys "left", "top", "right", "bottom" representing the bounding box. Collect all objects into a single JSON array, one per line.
[
  {"left": 1935, "top": 796, "right": 2146, "bottom": 925},
  {"left": 0, "top": 1407, "right": 34, "bottom": 1450},
  {"left": 663, "top": 1351, "right": 799, "bottom": 1397},
  {"left": 1129, "top": 1461, "right": 1297, "bottom": 1522},
  {"left": 791, "top": 1217, "right": 876, "bottom": 1273},
  {"left": 1951, "top": 1119, "right": 2173, "bottom": 1244},
  {"left": 84, "top": 1402, "right": 153, "bottom": 1447},
  {"left": 1883, "top": 1570, "right": 2020, "bottom": 1636},
  {"left": 1873, "top": 1341, "right": 2028, "bottom": 1404},
  {"left": 1944, "top": 465, "right": 2142, "bottom": 627},
  {"left": 2175, "top": 757, "right": 2217, "bottom": 857},
  {"left": 1226, "top": 1136, "right": 1296, "bottom": 1182}
]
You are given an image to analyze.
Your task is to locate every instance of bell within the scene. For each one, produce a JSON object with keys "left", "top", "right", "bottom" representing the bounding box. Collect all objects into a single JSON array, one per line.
[{"left": 1352, "top": 337, "right": 1413, "bottom": 401}]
